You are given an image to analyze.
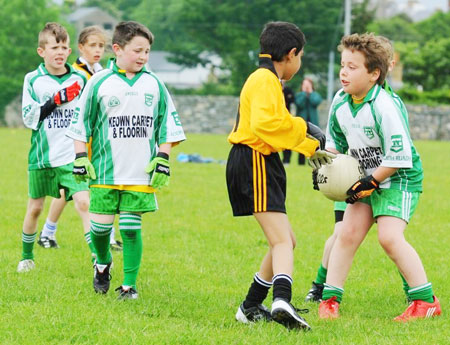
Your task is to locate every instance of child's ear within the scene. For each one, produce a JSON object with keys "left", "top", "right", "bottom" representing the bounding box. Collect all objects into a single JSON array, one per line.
[
  {"left": 287, "top": 47, "right": 297, "bottom": 60},
  {"left": 371, "top": 68, "right": 381, "bottom": 83},
  {"left": 37, "top": 47, "right": 44, "bottom": 58}
]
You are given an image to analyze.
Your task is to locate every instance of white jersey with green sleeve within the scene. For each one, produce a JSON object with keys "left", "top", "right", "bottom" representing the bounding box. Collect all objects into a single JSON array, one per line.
[
  {"left": 66, "top": 59, "right": 186, "bottom": 186},
  {"left": 326, "top": 84, "right": 423, "bottom": 192},
  {"left": 22, "top": 63, "right": 87, "bottom": 170}
]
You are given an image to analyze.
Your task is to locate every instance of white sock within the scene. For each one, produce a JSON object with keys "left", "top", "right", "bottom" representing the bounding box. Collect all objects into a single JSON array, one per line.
[
  {"left": 41, "top": 219, "right": 57, "bottom": 238},
  {"left": 110, "top": 227, "right": 117, "bottom": 244}
]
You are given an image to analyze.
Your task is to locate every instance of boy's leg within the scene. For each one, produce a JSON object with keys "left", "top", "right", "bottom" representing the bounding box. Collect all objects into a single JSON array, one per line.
[
  {"left": 119, "top": 213, "right": 142, "bottom": 291},
  {"left": 236, "top": 251, "right": 273, "bottom": 323},
  {"left": 282, "top": 150, "right": 291, "bottom": 164},
  {"left": 90, "top": 213, "right": 114, "bottom": 294},
  {"left": 254, "top": 211, "right": 310, "bottom": 330},
  {"left": 377, "top": 216, "right": 440, "bottom": 320},
  {"left": 38, "top": 190, "right": 67, "bottom": 249},
  {"left": 319, "top": 203, "right": 373, "bottom": 318},
  {"left": 306, "top": 208, "right": 345, "bottom": 302},
  {"left": 18, "top": 197, "right": 45, "bottom": 272},
  {"left": 72, "top": 190, "right": 96, "bottom": 256}
]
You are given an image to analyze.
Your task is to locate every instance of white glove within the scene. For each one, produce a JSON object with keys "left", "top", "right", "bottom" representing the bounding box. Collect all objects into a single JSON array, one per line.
[{"left": 308, "top": 150, "right": 337, "bottom": 170}]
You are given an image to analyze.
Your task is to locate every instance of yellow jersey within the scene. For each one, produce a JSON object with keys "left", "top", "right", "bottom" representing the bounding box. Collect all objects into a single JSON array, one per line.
[{"left": 228, "top": 55, "right": 318, "bottom": 156}]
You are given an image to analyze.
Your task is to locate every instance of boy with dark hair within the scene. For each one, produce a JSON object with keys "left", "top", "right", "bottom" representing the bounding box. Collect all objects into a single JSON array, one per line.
[
  {"left": 318, "top": 33, "right": 441, "bottom": 321},
  {"left": 18, "top": 22, "right": 90, "bottom": 272},
  {"left": 226, "top": 21, "right": 335, "bottom": 330},
  {"left": 67, "top": 21, "right": 185, "bottom": 299}
]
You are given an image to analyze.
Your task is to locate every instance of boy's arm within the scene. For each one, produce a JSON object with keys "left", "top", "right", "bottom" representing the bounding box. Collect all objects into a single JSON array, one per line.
[
  {"left": 250, "top": 80, "right": 319, "bottom": 156},
  {"left": 22, "top": 74, "right": 48, "bottom": 130}
]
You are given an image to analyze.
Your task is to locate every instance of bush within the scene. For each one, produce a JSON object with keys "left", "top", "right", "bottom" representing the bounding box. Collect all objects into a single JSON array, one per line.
[{"left": 396, "top": 86, "right": 450, "bottom": 105}]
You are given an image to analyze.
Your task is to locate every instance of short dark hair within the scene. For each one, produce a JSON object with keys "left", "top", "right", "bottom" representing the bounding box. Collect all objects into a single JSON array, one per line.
[
  {"left": 38, "top": 22, "right": 68, "bottom": 48},
  {"left": 260, "top": 21, "right": 306, "bottom": 62},
  {"left": 112, "top": 21, "right": 154, "bottom": 48}
]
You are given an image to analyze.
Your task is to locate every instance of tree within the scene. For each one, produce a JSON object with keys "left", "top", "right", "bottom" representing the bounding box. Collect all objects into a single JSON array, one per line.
[
  {"left": 135, "top": 0, "right": 343, "bottom": 93},
  {"left": 366, "top": 14, "right": 418, "bottom": 43},
  {"left": 0, "top": 0, "right": 61, "bottom": 123},
  {"left": 351, "top": 0, "right": 376, "bottom": 34}
]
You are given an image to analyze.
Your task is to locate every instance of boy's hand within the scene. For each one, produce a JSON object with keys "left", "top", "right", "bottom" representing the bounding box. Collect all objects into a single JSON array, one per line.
[
  {"left": 306, "top": 122, "right": 326, "bottom": 150},
  {"left": 308, "top": 150, "right": 336, "bottom": 170},
  {"left": 54, "top": 82, "right": 81, "bottom": 105},
  {"left": 145, "top": 152, "right": 170, "bottom": 188},
  {"left": 346, "top": 175, "right": 380, "bottom": 204},
  {"left": 73, "top": 152, "right": 96, "bottom": 183}
]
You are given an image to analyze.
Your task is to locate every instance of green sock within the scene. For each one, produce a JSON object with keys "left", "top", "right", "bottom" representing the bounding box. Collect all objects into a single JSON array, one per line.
[
  {"left": 120, "top": 213, "right": 142, "bottom": 289},
  {"left": 399, "top": 272, "right": 410, "bottom": 300},
  {"left": 409, "top": 282, "right": 434, "bottom": 303},
  {"left": 314, "top": 264, "right": 327, "bottom": 285},
  {"left": 322, "top": 283, "right": 344, "bottom": 303},
  {"left": 22, "top": 232, "right": 37, "bottom": 260},
  {"left": 84, "top": 232, "right": 96, "bottom": 255},
  {"left": 90, "top": 221, "right": 113, "bottom": 265}
]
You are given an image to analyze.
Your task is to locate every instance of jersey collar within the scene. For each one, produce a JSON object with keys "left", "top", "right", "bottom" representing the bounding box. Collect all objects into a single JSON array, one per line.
[
  {"left": 258, "top": 54, "right": 279, "bottom": 78},
  {"left": 38, "top": 63, "right": 77, "bottom": 84},
  {"left": 344, "top": 83, "right": 382, "bottom": 105}
]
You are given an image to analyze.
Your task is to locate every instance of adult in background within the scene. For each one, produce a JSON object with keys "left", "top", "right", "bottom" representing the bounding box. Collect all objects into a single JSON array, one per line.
[
  {"left": 295, "top": 78, "right": 322, "bottom": 165},
  {"left": 281, "top": 80, "right": 295, "bottom": 164}
]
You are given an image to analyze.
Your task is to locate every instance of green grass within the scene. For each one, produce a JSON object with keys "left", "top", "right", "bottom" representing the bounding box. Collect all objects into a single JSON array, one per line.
[{"left": 1, "top": 128, "right": 449, "bottom": 345}]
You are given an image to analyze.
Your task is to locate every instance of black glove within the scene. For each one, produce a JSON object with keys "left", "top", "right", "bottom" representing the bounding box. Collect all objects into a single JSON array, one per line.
[
  {"left": 312, "top": 170, "right": 319, "bottom": 191},
  {"left": 307, "top": 122, "right": 326, "bottom": 150},
  {"left": 346, "top": 175, "right": 380, "bottom": 204}
]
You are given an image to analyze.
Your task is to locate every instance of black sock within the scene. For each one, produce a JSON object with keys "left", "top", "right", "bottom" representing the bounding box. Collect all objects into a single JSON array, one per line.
[
  {"left": 272, "top": 274, "right": 292, "bottom": 302},
  {"left": 243, "top": 273, "right": 272, "bottom": 308}
]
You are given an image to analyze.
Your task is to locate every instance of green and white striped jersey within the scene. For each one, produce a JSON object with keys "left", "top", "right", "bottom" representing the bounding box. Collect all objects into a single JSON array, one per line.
[
  {"left": 22, "top": 63, "right": 87, "bottom": 170},
  {"left": 326, "top": 84, "right": 423, "bottom": 192},
  {"left": 66, "top": 59, "right": 186, "bottom": 186}
]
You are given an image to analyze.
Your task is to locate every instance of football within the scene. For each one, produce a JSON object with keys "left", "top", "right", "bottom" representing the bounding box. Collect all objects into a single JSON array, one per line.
[{"left": 316, "top": 154, "right": 365, "bottom": 201}]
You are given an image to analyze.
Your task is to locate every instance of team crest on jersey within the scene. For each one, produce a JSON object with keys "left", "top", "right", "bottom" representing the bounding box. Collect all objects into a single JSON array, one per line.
[
  {"left": 145, "top": 94, "right": 153, "bottom": 106},
  {"left": 363, "top": 126, "right": 374, "bottom": 139},
  {"left": 108, "top": 96, "right": 120, "bottom": 107},
  {"left": 390, "top": 135, "right": 404, "bottom": 152}
]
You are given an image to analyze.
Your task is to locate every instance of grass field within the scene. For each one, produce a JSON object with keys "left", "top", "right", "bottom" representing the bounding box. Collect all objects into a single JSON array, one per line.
[{"left": 0, "top": 128, "right": 449, "bottom": 345}]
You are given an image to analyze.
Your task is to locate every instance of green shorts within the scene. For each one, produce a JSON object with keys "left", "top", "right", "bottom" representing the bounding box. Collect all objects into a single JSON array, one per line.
[
  {"left": 28, "top": 163, "right": 89, "bottom": 200},
  {"left": 361, "top": 189, "right": 420, "bottom": 223},
  {"left": 89, "top": 187, "right": 158, "bottom": 215},
  {"left": 334, "top": 201, "right": 347, "bottom": 212}
]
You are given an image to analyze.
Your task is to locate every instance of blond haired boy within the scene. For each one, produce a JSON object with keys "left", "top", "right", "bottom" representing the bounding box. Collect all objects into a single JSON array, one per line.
[
  {"left": 18, "top": 22, "right": 90, "bottom": 272},
  {"left": 319, "top": 33, "right": 441, "bottom": 321}
]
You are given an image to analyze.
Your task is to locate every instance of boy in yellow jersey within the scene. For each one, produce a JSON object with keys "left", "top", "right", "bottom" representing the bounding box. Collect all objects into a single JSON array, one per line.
[{"left": 227, "top": 21, "right": 335, "bottom": 330}]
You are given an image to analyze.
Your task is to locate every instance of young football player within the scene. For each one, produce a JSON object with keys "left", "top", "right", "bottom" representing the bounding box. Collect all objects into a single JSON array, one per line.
[
  {"left": 226, "top": 21, "right": 335, "bottom": 330},
  {"left": 318, "top": 33, "right": 441, "bottom": 321},
  {"left": 305, "top": 36, "right": 412, "bottom": 303},
  {"left": 18, "top": 22, "right": 89, "bottom": 272},
  {"left": 67, "top": 21, "right": 185, "bottom": 299},
  {"left": 39, "top": 25, "right": 122, "bottom": 252}
]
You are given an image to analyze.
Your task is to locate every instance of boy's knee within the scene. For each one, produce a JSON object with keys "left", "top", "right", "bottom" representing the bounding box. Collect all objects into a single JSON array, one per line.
[
  {"left": 378, "top": 233, "right": 397, "bottom": 254},
  {"left": 338, "top": 228, "right": 359, "bottom": 247},
  {"left": 28, "top": 203, "right": 44, "bottom": 218},
  {"left": 74, "top": 198, "right": 89, "bottom": 213}
]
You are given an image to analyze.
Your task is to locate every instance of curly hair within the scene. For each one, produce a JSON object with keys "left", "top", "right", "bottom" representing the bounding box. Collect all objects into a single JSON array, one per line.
[{"left": 338, "top": 33, "right": 390, "bottom": 85}]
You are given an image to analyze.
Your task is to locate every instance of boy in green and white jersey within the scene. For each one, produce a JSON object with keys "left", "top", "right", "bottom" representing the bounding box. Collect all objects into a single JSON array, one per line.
[
  {"left": 18, "top": 22, "right": 91, "bottom": 272},
  {"left": 67, "top": 21, "right": 185, "bottom": 299},
  {"left": 318, "top": 33, "right": 441, "bottom": 321}
]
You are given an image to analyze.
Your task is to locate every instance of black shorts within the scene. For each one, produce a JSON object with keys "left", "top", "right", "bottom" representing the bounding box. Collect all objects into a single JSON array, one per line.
[{"left": 226, "top": 144, "right": 286, "bottom": 216}]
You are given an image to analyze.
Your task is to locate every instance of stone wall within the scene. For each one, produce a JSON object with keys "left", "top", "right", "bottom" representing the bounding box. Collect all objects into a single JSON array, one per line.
[{"left": 5, "top": 95, "right": 450, "bottom": 140}]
